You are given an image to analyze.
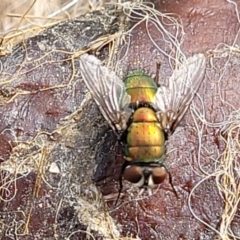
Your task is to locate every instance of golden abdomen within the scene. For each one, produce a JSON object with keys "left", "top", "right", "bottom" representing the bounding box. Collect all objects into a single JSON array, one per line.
[{"left": 125, "top": 71, "right": 157, "bottom": 105}]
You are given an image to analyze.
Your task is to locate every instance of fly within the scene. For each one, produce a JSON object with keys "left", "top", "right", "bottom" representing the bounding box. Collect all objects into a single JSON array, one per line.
[{"left": 79, "top": 53, "right": 206, "bottom": 197}]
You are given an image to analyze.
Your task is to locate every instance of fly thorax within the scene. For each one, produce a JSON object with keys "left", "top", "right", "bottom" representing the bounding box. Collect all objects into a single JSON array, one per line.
[
  {"left": 125, "top": 107, "right": 165, "bottom": 162},
  {"left": 132, "top": 107, "right": 158, "bottom": 122}
]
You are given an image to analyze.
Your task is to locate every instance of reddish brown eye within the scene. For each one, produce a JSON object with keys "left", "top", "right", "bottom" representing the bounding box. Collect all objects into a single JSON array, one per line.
[
  {"left": 123, "top": 166, "right": 143, "bottom": 184},
  {"left": 151, "top": 167, "right": 168, "bottom": 184}
]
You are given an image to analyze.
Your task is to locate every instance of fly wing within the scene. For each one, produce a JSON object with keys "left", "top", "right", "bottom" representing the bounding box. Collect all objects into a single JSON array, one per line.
[
  {"left": 79, "top": 54, "right": 132, "bottom": 132},
  {"left": 154, "top": 53, "right": 206, "bottom": 131}
]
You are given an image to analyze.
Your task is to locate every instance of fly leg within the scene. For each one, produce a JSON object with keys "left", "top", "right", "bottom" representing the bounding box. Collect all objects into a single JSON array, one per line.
[
  {"left": 162, "top": 164, "right": 179, "bottom": 199},
  {"left": 154, "top": 59, "right": 161, "bottom": 85},
  {"left": 115, "top": 159, "right": 128, "bottom": 206}
]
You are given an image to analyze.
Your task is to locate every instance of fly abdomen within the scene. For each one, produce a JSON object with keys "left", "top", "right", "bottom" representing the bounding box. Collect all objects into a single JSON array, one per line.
[
  {"left": 125, "top": 71, "right": 157, "bottom": 105},
  {"left": 125, "top": 107, "right": 165, "bottom": 162}
]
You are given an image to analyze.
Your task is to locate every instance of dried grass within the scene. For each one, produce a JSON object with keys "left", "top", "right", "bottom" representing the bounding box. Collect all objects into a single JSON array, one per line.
[
  {"left": 188, "top": 45, "right": 240, "bottom": 239},
  {"left": 0, "top": 0, "right": 118, "bottom": 55}
]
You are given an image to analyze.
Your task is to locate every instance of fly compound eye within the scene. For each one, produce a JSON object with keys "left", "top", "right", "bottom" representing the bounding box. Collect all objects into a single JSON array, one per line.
[
  {"left": 148, "top": 167, "right": 168, "bottom": 188},
  {"left": 123, "top": 166, "right": 144, "bottom": 187}
]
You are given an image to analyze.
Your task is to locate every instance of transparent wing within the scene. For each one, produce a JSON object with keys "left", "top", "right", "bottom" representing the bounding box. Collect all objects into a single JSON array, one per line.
[
  {"left": 79, "top": 54, "right": 132, "bottom": 132},
  {"left": 154, "top": 53, "right": 206, "bottom": 131}
]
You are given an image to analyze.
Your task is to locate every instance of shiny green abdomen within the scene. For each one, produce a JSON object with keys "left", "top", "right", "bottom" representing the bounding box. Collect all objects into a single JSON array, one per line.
[{"left": 125, "top": 71, "right": 157, "bottom": 104}]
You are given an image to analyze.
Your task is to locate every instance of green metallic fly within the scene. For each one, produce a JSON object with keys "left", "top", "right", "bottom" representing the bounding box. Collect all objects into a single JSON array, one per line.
[{"left": 79, "top": 53, "right": 206, "bottom": 196}]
